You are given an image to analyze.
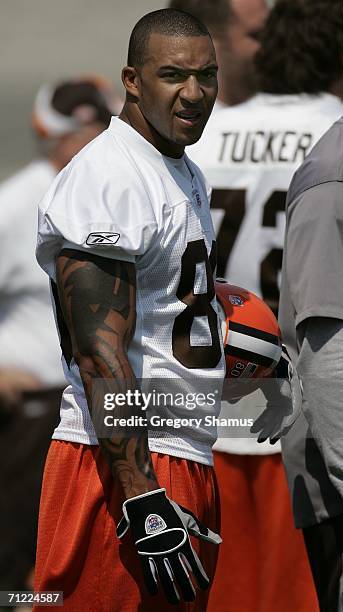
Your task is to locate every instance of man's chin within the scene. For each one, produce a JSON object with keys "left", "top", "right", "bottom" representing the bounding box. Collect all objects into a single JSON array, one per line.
[{"left": 174, "top": 128, "right": 205, "bottom": 147}]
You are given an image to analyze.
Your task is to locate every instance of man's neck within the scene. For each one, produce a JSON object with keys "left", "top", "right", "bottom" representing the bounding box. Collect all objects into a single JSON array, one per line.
[
  {"left": 217, "top": 78, "right": 256, "bottom": 107},
  {"left": 119, "top": 102, "right": 184, "bottom": 158}
]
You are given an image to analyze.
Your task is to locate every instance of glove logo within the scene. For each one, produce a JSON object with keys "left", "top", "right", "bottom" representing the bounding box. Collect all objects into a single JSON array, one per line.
[
  {"left": 86, "top": 232, "right": 120, "bottom": 245},
  {"left": 145, "top": 514, "right": 167, "bottom": 535}
]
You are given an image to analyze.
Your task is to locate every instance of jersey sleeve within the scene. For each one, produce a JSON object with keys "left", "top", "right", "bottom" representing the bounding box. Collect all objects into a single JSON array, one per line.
[
  {"left": 285, "top": 180, "right": 343, "bottom": 327},
  {"left": 37, "top": 155, "right": 158, "bottom": 279},
  {"left": 296, "top": 317, "right": 343, "bottom": 500}
]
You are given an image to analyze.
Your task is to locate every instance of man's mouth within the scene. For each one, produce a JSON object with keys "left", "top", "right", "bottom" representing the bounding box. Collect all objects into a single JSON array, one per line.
[{"left": 175, "top": 109, "right": 202, "bottom": 126}]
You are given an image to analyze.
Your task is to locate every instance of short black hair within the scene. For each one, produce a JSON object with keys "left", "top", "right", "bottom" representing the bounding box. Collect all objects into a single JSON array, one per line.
[
  {"left": 168, "top": 0, "right": 232, "bottom": 35},
  {"left": 256, "top": 0, "right": 343, "bottom": 94},
  {"left": 127, "top": 8, "right": 211, "bottom": 67}
]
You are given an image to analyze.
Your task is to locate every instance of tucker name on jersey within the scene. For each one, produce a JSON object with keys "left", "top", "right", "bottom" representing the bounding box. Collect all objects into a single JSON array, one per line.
[{"left": 190, "top": 93, "right": 343, "bottom": 315}]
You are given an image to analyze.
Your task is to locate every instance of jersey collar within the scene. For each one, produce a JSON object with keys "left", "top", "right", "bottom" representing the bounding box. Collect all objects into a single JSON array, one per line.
[{"left": 108, "top": 116, "right": 185, "bottom": 164}]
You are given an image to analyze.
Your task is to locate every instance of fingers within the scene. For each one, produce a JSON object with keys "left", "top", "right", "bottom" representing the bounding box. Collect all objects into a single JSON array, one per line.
[
  {"left": 141, "top": 557, "right": 159, "bottom": 596},
  {"left": 197, "top": 526, "right": 222, "bottom": 544},
  {"left": 250, "top": 405, "right": 286, "bottom": 442},
  {"left": 183, "top": 544, "right": 210, "bottom": 590},
  {"left": 141, "top": 556, "right": 182, "bottom": 604},
  {"left": 141, "top": 554, "right": 195, "bottom": 604},
  {"left": 258, "top": 422, "right": 282, "bottom": 443},
  {"left": 187, "top": 518, "right": 222, "bottom": 544},
  {"left": 171, "top": 501, "right": 221, "bottom": 544},
  {"left": 156, "top": 558, "right": 181, "bottom": 605},
  {"left": 141, "top": 547, "right": 211, "bottom": 604},
  {"left": 250, "top": 409, "right": 273, "bottom": 434},
  {"left": 254, "top": 421, "right": 280, "bottom": 444},
  {"left": 169, "top": 553, "right": 196, "bottom": 602}
]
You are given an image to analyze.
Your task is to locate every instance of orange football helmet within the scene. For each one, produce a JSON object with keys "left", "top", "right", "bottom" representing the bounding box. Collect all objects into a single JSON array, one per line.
[{"left": 215, "top": 279, "right": 282, "bottom": 378}]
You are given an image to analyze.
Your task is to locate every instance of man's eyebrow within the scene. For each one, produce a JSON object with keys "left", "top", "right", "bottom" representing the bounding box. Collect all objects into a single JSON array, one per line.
[{"left": 158, "top": 63, "right": 218, "bottom": 72}]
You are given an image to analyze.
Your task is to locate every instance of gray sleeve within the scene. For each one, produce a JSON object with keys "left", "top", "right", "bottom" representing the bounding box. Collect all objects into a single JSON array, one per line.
[
  {"left": 297, "top": 317, "right": 343, "bottom": 498},
  {"left": 286, "top": 181, "right": 343, "bottom": 328}
]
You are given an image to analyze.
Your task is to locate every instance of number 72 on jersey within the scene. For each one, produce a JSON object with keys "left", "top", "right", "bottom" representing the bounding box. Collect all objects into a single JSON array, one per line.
[{"left": 211, "top": 188, "right": 287, "bottom": 316}]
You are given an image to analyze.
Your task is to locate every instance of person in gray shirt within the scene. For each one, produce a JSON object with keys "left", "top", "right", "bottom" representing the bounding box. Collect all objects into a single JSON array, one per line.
[{"left": 280, "top": 100, "right": 343, "bottom": 611}]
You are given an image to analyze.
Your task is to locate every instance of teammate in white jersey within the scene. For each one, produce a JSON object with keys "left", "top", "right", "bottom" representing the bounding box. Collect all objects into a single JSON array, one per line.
[
  {"left": 0, "top": 76, "right": 119, "bottom": 594},
  {"left": 34, "top": 10, "right": 225, "bottom": 611},
  {"left": 191, "top": 98, "right": 343, "bottom": 313}
]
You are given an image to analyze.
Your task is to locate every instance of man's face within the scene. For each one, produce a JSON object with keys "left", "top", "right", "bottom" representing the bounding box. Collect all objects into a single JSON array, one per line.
[
  {"left": 215, "top": 0, "right": 269, "bottom": 104},
  {"left": 135, "top": 33, "right": 218, "bottom": 151},
  {"left": 229, "top": 0, "right": 268, "bottom": 63}
]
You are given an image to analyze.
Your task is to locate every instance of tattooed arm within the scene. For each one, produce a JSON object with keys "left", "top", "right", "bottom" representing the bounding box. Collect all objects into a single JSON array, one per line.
[{"left": 56, "top": 248, "right": 159, "bottom": 499}]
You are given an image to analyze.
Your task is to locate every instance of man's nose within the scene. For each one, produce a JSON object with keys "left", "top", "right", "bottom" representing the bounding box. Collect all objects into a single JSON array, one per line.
[{"left": 180, "top": 75, "right": 204, "bottom": 103}]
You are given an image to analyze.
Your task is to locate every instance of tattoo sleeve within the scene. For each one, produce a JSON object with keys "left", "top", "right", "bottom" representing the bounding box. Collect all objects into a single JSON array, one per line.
[{"left": 56, "top": 248, "right": 159, "bottom": 499}]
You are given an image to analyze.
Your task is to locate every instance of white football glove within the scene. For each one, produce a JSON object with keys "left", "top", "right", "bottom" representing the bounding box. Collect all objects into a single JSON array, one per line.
[{"left": 250, "top": 345, "right": 303, "bottom": 444}]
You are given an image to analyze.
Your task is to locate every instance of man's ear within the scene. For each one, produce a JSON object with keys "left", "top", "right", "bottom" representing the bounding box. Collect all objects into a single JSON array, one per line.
[{"left": 121, "top": 66, "right": 140, "bottom": 99}]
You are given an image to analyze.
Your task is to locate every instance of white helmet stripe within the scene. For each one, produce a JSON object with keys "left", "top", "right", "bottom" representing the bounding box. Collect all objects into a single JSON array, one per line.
[
  {"left": 33, "top": 84, "right": 80, "bottom": 136},
  {"left": 228, "top": 329, "right": 282, "bottom": 362}
]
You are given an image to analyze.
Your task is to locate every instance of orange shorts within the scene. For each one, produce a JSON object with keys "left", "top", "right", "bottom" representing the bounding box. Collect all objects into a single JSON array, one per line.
[
  {"left": 207, "top": 451, "right": 318, "bottom": 612},
  {"left": 33, "top": 441, "right": 220, "bottom": 612}
]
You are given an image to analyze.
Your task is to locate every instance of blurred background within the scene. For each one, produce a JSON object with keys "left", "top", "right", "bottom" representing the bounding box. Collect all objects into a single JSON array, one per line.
[{"left": 0, "top": 0, "right": 169, "bottom": 181}]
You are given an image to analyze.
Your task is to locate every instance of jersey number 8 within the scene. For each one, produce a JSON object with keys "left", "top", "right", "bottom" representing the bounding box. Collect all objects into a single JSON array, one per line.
[{"left": 172, "top": 239, "right": 222, "bottom": 369}]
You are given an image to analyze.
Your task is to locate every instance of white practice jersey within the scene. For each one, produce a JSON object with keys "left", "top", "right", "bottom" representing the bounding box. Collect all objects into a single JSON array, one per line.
[
  {"left": 190, "top": 93, "right": 343, "bottom": 455},
  {"left": 0, "top": 160, "right": 65, "bottom": 385},
  {"left": 37, "top": 117, "right": 225, "bottom": 465}
]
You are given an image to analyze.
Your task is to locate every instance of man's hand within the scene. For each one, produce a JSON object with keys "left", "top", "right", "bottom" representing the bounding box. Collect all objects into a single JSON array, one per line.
[
  {"left": 117, "top": 488, "right": 221, "bottom": 605},
  {"left": 250, "top": 346, "right": 303, "bottom": 443}
]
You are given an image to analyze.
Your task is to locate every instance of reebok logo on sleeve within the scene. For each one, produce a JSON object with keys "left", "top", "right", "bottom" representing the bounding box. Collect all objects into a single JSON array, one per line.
[{"left": 86, "top": 232, "right": 120, "bottom": 245}]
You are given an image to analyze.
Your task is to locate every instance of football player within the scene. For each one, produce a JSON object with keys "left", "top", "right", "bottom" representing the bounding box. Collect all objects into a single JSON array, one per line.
[
  {"left": 0, "top": 76, "right": 119, "bottom": 593},
  {"left": 33, "top": 10, "right": 225, "bottom": 611},
  {"left": 185, "top": 0, "right": 343, "bottom": 609}
]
